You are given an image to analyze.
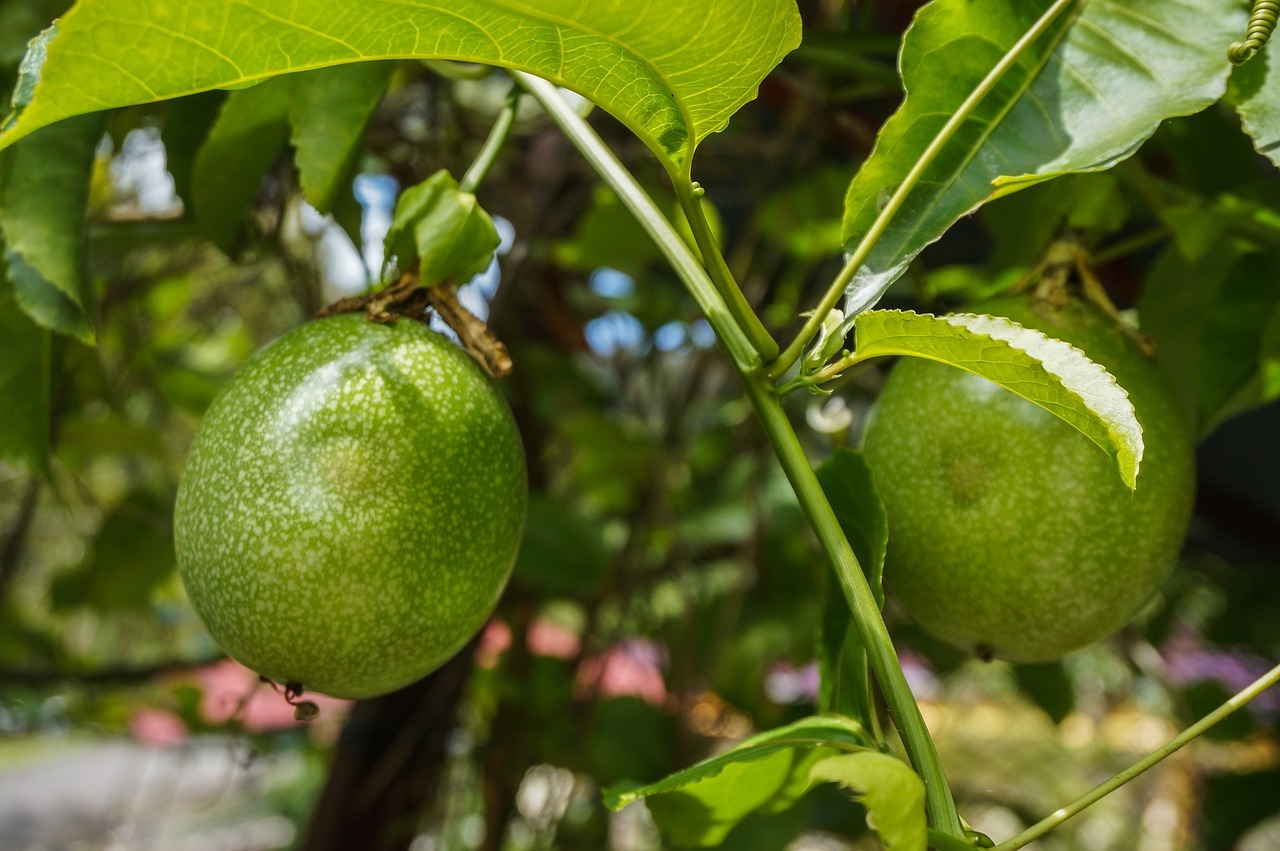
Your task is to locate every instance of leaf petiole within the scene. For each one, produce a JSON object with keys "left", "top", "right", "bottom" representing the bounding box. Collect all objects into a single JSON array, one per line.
[
  {"left": 460, "top": 85, "right": 524, "bottom": 195},
  {"left": 765, "top": 0, "right": 1081, "bottom": 380}
]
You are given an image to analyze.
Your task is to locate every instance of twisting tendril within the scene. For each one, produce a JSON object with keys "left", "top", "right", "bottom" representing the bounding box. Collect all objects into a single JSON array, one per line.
[{"left": 1230, "top": 0, "right": 1278, "bottom": 65}]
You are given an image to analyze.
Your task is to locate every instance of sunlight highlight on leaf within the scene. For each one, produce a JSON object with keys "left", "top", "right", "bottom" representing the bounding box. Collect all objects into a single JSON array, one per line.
[
  {"left": 853, "top": 309, "right": 1143, "bottom": 488},
  {"left": 840, "top": 0, "right": 1243, "bottom": 316},
  {"left": 0, "top": 0, "right": 801, "bottom": 172}
]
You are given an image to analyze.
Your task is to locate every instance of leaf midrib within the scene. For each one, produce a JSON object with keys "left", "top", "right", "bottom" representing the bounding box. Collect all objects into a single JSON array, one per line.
[{"left": 898, "top": 2, "right": 1080, "bottom": 233}]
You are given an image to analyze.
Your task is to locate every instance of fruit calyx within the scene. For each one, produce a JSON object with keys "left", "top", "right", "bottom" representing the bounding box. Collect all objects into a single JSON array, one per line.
[{"left": 320, "top": 271, "right": 513, "bottom": 378}]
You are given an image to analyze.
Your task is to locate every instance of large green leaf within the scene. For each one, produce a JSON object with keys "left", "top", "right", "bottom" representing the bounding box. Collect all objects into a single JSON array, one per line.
[
  {"left": 840, "top": 0, "right": 1243, "bottom": 317},
  {"left": 1140, "top": 243, "right": 1280, "bottom": 435},
  {"left": 192, "top": 62, "right": 393, "bottom": 249},
  {"left": 603, "top": 716, "right": 870, "bottom": 847},
  {"left": 809, "top": 752, "right": 926, "bottom": 851},
  {"left": 0, "top": 113, "right": 102, "bottom": 342},
  {"left": 51, "top": 490, "right": 176, "bottom": 611},
  {"left": 1192, "top": 253, "right": 1280, "bottom": 430},
  {"left": 1228, "top": 37, "right": 1280, "bottom": 168},
  {"left": 0, "top": 0, "right": 801, "bottom": 172},
  {"left": 852, "top": 309, "right": 1142, "bottom": 488},
  {"left": 512, "top": 494, "right": 609, "bottom": 600}
]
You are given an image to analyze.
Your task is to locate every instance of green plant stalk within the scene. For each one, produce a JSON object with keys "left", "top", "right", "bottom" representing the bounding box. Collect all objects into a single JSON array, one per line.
[
  {"left": 992, "top": 661, "right": 1280, "bottom": 851},
  {"left": 424, "top": 58, "right": 495, "bottom": 81},
  {"left": 767, "top": 0, "right": 1081, "bottom": 379},
  {"left": 743, "top": 375, "right": 962, "bottom": 835},
  {"left": 672, "top": 176, "right": 780, "bottom": 362},
  {"left": 928, "top": 829, "right": 987, "bottom": 851},
  {"left": 459, "top": 87, "right": 523, "bottom": 194},
  {"left": 518, "top": 69, "right": 963, "bottom": 838},
  {"left": 514, "top": 72, "right": 761, "bottom": 372}
]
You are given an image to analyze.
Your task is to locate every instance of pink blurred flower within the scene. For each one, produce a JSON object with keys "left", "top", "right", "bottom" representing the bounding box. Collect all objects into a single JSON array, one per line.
[
  {"left": 577, "top": 639, "right": 668, "bottom": 707},
  {"left": 1162, "top": 624, "right": 1279, "bottom": 714},
  {"left": 527, "top": 619, "right": 581, "bottom": 660},
  {"left": 196, "top": 659, "right": 349, "bottom": 732},
  {"left": 765, "top": 660, "right": 820, "bottom": 705},
  {"left": 476, "top": 619, "right": 513, "bottom": 668},
  {"left": 129, "top": 707, "right": 189, "bottom": 747}
]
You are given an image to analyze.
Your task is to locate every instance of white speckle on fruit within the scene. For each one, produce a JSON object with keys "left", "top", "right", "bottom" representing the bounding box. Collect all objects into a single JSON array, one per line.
[{"left": 175, "top": 315, "right": 527, "bottom": 699}]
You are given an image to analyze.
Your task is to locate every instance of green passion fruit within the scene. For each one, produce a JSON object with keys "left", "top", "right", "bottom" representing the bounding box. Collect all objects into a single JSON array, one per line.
[
  {"left": 861, "top": 295, "right": 1195, "bottom": 663},
  {"left": 175, "top": 314, "right": 527, "bottom": 698}
]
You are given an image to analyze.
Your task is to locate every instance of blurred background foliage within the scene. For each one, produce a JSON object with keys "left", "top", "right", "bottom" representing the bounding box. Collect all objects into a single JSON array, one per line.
[{"left": 1, "top": 1, "right": 1278, "bottom": 850}]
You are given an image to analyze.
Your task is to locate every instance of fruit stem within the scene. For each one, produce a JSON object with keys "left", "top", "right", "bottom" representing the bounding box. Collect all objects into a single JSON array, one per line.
[
  {"left": 990, "top": 660, "right": 1280, "bottom": 851},
  {"left": 460, "top": 85, "right": 523, "bottom": 195},
  {"left": 743, "top": 374, "right": 964, "bottom": 837},
  {"left": 514, "top": 72, "right": 762, "bottom": 372},
  {"left": 765, "top": 0, "right": 1081, "bottom": 380}
]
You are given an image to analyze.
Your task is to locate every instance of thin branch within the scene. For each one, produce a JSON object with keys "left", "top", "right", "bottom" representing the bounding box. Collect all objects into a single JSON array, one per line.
[
  {"left": 0, "top": 475, "right": 42, "bottom": 605},
  {"left": 0, "top": 654, "right": 225, "bottom": 686},
  {"left": 671, "top": 177, "right": 779, "bottom": 361},
  {"left": 992, "top": 661, "right": 1280, "bottom": 851}
]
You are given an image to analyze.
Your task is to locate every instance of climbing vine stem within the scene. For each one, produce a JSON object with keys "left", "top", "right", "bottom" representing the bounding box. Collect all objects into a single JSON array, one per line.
[
  {"left": 992, "top": 661, "right": 1280, "bottom": 851},
  {"left": 671, "top": 174, "right": 780, "bottom": 362},
  {"left": 516, "top": 69, "right": 964, "bottom": 839}
]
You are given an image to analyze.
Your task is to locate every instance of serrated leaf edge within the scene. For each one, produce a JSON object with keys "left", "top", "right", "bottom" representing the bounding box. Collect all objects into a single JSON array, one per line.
[
  {"left": 856, "top": 309, "right": 1143, "bottom": 489},
  {"left": 602, "top": 716, "right": 868, "bottom": 811}
]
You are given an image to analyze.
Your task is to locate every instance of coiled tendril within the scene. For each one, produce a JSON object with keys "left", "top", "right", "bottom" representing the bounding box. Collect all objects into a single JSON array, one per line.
[{"left": 1230, "top": 0, "right": 1278, "bottom": 65}]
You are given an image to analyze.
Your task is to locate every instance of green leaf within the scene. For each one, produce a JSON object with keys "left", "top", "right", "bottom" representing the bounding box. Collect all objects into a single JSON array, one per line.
[
  {"left": 1139, "top": 243, "right": 1280, "bottom": 435},
  {"left": 809, "top": 752, "right": 927, "bottom": 851},
  {"left": 852, "top": 309, "right": 1143, "bottom": 488},
  {"left": 840, "top": 0, "right": 1243, "bottom": 315},
  {"left": 51, "top": 490, "right": 176, "bottom": 611},
  {"left": 1229, "top": 37, "right": 1280, "bottom": 168},
  {"left": 385, "top": 170, "right": 500, "bottom": 284},
  {"left": 0, "top": 273, "right": 50, "bottom": 472},
  {"left": 1137, "top": 242, "right": 1239, "bottom": 426},
  {"left": 512, "top": 495, "right": 609, "bottom": 600},
  {"left": 603, "top": 716, "right": 869, "bottom": 846},
  {"left": 1193, "top": 253, "right": 1280, "bottom": 430},
  {"left": 816, "top": 449, "right": 887, "bottom": 723},
  {"left": 554, "top": 185, "right": 661, "bottom": 277},
  {"left": 0, "top": 113, "right": 102, "bottom": 342},
  {"left": 0, "top": 0, "right": 801, "bottom": 172},
  {"left": 816, "top": 450, "right": 886, "bottom": 607},
  {"left": 1014, "top": 661, "right": 1075, "bottom": 724},
  {"left": 193, "top": 62, "right": 393, "bottom": 249}
]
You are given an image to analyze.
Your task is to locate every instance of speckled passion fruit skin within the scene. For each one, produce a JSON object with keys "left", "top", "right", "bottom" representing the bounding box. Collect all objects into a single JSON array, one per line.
[
  {"left": 861, "top": 296, "right": 1195, "bottom": 663},
  {"left": 175, "top": 314, "right": 527, "bottom": 698}
]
